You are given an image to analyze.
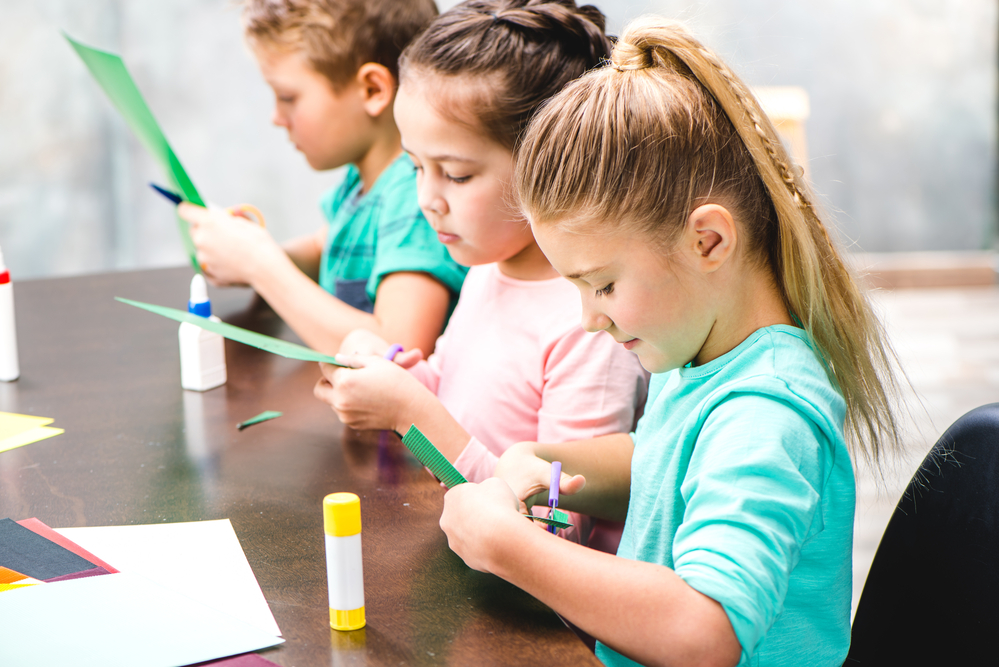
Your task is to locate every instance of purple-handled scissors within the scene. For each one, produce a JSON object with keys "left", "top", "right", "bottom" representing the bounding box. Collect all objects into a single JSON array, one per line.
[
  {"left": 547, "top": 461, "right": 562, "bottom": 534},
  {"left": 384, "top": 344, "right": 404, "bottom": 361}
]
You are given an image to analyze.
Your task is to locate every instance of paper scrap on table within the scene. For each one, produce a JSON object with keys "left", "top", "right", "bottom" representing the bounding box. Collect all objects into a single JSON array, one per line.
[
  {"left": 400, "top": 425, "right": 573, "bottom": 529},
  {"left": 238, "top": 411, "right": 283, "bottom": 431},
  {"left": 0, "top": 572, "right": 283, "bottom": 667},
  {"left": 64, "top": 34, "right": 201, "bottom": 272},
  {"left": 117, "top": 297, "right": 346, "bottom": 366},
  {"left": 0, "top": 412, "right": 64, "bottom": 454},
  {"left": 16, "top": 517, "right": 119, "bottom": 574},
  {"left": 0, "top": 519, "right": 97, "bottom": 581},
  {"left": 57, "top": 518, "right": 281, "bottom": 637}
]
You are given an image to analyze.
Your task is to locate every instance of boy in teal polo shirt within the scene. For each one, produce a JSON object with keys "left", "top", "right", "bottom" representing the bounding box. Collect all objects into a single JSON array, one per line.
[{"left": 179, "top": 0, "right": 465, "bottom": 357}]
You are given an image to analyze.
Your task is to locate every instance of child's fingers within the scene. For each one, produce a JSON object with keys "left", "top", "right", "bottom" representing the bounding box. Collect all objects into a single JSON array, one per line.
[
  {"left": 313, "top": 376, "right": 333, "bottom": 404},
  {"left": 559, "top": 472, "right": 586, "bottom": 496},
  {"left": 393, "top": 348, "right": 424, "bottom": 368},
  {"left": 333, "top": 353, "right": 366, "bottom": 370}
]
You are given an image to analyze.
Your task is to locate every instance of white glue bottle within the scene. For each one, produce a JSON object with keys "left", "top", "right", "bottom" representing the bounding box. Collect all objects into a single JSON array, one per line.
[
  {"left": 324, "top": 492, "right": 366, "bottom": 631},
  {"left": 0, "top": 245, "right": 19, "bottom": 382},
  {"left": 178, "top": 274, "right": 226, "bottom": 391}
]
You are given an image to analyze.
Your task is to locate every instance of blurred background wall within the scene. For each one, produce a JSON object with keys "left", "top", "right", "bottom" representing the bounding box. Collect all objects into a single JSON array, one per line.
[{"left": 1, "top": 0, "right": 996, "bottom": 279}]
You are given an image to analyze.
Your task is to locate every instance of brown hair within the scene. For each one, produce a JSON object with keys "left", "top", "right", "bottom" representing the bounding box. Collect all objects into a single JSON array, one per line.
[
  {"left": 242, "top": 0, "right": 438, "bottom": 89},
  {"left": 398, "top": 0, "right": 611, "bottom": 150},
  {"left": 517, "top": 18, "right": 902, "bottom": 466}
]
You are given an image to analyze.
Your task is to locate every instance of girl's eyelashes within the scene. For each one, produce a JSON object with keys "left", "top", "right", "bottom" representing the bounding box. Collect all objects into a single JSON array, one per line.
[
  {"left": 446, "top": 173, "right": 471, "bottom": 184},
  {"left": 596, "top": 283, "right": 614, "bottom": 296}
]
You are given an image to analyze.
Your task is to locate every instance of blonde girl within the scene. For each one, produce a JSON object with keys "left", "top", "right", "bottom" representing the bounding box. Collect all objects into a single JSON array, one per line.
[
  {"left": 314, "top": 0, "right": 647, "bottom": 548},
  {"left": 439, "top": 18, "right": 901, "bottom": 667}
]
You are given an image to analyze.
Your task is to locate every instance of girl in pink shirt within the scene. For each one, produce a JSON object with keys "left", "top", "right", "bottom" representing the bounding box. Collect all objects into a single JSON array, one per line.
[{"left": 314, "top": 0, "right": 647, "bottom": 548}]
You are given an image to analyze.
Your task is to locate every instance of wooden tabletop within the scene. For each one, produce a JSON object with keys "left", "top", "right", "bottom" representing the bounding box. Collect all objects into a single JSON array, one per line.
[{"left": 0, "top": 266, "right": 600, "bottom": 667}]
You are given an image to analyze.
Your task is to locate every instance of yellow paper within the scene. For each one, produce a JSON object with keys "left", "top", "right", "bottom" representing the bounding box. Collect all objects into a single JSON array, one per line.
[
  {"left": 0, "top": 412, "right": 53, "bottom": 441},
  {"left": 0, "top": 420, "right": 64, "bottom": 454}
]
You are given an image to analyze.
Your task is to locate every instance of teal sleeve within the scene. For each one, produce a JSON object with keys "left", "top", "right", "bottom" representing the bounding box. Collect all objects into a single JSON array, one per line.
[
  {"left": 672, "top": 391, "right": 831, "bottom": 663},
  {"left": 364, "top": 209, "right": 467, "bottom": 306}
]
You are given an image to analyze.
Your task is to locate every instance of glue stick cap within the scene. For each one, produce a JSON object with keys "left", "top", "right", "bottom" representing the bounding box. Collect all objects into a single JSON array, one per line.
[
  {"left": 188, "top": 274, "right": 211, "bottom": 317},
  {"left": 324, "top": 493, "right": 361, "bottom": 537}
]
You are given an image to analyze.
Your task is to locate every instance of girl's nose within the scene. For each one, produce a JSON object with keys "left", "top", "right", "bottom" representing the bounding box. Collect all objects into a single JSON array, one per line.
[
  {"left": 418, "top": 181, "right": 448, "bottom": 217},
  {"left": 581, "top": 308, "right": 612, "bottom": 334}
]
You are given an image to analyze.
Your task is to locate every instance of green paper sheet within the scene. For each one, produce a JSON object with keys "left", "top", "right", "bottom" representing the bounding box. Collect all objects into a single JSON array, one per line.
[
  {"left": 65, "top": 33, "right": 201, "bottom": 272},
  {"left": 116, "top": 298, "right": 345, "bottom": 366},
  {"left": 399, "top": 425, "right": 573, "bottom": 530},
  {"left": 237, "top": 411, "right": 283, "bottom": 431}
]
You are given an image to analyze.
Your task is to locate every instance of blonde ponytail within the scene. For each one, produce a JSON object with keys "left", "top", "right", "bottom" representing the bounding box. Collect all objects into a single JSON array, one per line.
[{"left": 517, "top": 17, "right": 902, "bottom": 466}]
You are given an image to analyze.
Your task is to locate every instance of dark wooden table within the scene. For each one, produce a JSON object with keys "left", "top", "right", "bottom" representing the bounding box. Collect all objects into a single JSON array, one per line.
[{"left": 0, "top": 266, "right": 599, "bottom": 667}]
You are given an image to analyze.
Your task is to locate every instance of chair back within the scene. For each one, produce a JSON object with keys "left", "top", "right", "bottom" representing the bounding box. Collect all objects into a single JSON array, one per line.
[{"left": 846, "top": 402, "right": 999, "bottom": 664}]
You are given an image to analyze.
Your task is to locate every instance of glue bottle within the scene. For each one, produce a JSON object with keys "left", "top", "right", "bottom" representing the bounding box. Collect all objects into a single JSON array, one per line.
[
  {"left": 0, "top": 245, "right": 19, "bottom": 382},
  {"left": 178, "top": 274, "right": 226, "bottom": 391},
  {"left": 324, "top": 492, "right": 365, "bottom": 631}
]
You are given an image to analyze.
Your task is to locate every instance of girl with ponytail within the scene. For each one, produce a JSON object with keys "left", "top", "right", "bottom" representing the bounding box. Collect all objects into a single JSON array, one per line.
[
  {"left": 440, "top": 17, "right": 902, "bottom": 667},
  {"left": 315, "top": 1, "right": 647, "bottom": 548}
]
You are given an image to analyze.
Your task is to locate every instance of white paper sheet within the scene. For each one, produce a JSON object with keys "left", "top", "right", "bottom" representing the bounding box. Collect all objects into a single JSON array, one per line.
[
  {"left": 56, "top": 519, "right": 281, "bottom": 636},
  {"left": 0, "top": 572, "right": 282, "bottom": 667}
]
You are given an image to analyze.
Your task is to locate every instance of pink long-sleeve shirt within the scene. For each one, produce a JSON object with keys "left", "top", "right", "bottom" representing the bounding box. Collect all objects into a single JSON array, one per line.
[{"left": 409, "top": 264, "right": 648, "bottom": 484}]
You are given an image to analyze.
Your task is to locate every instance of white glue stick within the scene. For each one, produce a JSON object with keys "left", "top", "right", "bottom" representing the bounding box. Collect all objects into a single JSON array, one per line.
[
  {"left": 324, "top": 492, "right": 365, "bottom": 631},
  {"left": 178, "top": 274, "right": 226, "bottom": 391},
  {"left": 0, "top": 245, "right": 19, "bottom": 382}
]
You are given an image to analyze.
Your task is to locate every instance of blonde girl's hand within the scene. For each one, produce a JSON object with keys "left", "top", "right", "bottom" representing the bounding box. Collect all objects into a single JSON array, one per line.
[
  {"left": 440, "top": 478, "right": 529, "bottom": 574},
  {"left": 179, "top": 202, "right": 283, "bottom": 288},
  {"left": 314, "top": 355, "right": 427, "bottom": 432},
  {"left": 493, "top": 441, "right": 586, "bottom": 512}
]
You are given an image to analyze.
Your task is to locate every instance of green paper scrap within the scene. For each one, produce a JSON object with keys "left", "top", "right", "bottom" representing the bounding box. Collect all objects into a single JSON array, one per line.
[
  {"left": 65, "top": 33, "right": 201, "bottom": 273},
  {"left": 401, "top": 425, "right": 468, "bottom": 489},
  {"left": 116, "top": 297, "right": 346, "bottom": 366},
  {"left": 399, "top": 425, "right": 573, "bottom": 531},
  {"left": 527, "top": 508, "right": 573, "bottom": 530},
  {"left": 237, "top": 411, "right": 283, "bottom": 431}
]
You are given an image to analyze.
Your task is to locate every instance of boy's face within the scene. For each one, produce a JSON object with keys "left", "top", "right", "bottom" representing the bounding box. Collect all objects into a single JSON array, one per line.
[{"left": 252, "top": 45, "right": 371, "bottom": 171}]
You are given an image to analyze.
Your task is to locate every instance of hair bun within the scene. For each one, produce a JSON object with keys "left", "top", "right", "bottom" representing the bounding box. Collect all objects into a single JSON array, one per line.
[{"left": 610, "top": 40, "right": 652, "bottom": 71}]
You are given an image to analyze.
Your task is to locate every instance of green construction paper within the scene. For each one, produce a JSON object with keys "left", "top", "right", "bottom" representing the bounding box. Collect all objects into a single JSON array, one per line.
[
  {"left": 65, "top": 33, "right": 201, "bottom": 273},
  {"left": 116, "top": 298, "right": 345, "bottom": 366},
  {"left": 401, "top": 425, "right": 468, "bottom": 489},
  {"left": 237, "top": 411, "right": 283, "bottom": 431}
]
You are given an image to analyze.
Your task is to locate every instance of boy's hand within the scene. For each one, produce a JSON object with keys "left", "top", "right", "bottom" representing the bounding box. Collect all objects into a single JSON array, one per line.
[
  {"left": 179, "top": 202, "right": 283, "bottom": 288},
  {"left": 494, "top": 441, "right": 586, "bottom": 512},
  {"left": 314, "top": 355, "right": 428, "bottom": 432},
  {"left": 439, "top": 478, "right": 528, "bottom": 574}
]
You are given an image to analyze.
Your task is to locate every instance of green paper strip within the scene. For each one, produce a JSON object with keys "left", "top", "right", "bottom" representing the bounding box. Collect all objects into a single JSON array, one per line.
[
  {"left": 399, "top": 426, "right": 574, "bottom": 530},
  {"left": 116, "top": 297, "right": 346, "bottom": 366},
  {"left": 65, "top": 33, "right": 201, "bottom": 273},
  {"left": 527, "top": 509, "right": 573, "bottom": 530},
  {"left": 401, "top": 425, "right": 468, "bottom": 489},
  {"left": 237, "top": 411, "right": 283, "bottom": 431}
]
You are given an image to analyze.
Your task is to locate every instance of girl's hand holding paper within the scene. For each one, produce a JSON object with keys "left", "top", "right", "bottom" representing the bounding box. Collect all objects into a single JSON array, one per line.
[
  {"left": 314, "top": 355, "right": 432, "bottom": 432},
  {"left": 338, "top": 329, "right": 424, "bottom": 368},
  {"left": 179, "top": 202, "right": 282, "bottom": 288}
]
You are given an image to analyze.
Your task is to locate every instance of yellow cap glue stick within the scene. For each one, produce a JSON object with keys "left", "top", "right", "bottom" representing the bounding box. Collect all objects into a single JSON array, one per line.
[{"left": 323, "top": 492, "right": 365, "bottom": 631}]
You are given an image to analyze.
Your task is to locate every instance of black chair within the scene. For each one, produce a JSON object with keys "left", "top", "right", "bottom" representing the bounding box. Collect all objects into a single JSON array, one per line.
[{"left": 846, "top": 403, "right": 999, "bottom": 665}]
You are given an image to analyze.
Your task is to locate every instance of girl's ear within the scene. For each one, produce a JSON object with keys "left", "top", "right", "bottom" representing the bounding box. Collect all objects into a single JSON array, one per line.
[
  {"left": 684, "top": 204, "right": 737, "bottom": 273},
  {"left": 356, "top": 63, "right": 396, "bottom": 118}
]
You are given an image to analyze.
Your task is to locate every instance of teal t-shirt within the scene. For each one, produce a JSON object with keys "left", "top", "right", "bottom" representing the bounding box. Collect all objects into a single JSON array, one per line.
[
  {"left": 317, "top": 153, "right": 466, "bottom": 314},
  {"left": 596, "top": 325, "right": 854, "bottom": 667}
]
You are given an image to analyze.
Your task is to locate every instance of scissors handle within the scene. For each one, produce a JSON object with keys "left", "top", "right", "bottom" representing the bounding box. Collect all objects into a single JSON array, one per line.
[{"left": 226, "top": 203, "right": 266, "bottom": 228}]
